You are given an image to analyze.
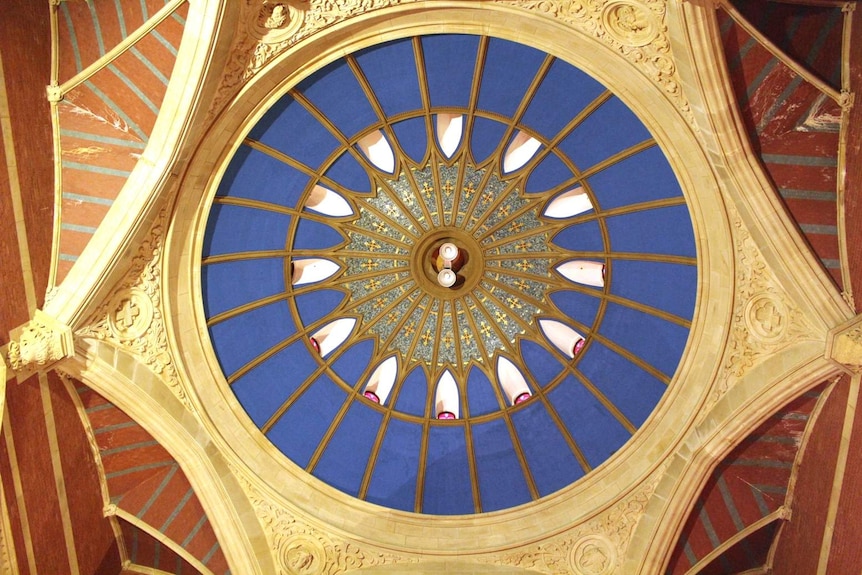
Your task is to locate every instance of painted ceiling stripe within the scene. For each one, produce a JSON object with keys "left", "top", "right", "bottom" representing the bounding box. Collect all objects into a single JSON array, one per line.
[
  {"left": 63, "top": 192, "right": 114, "bottom": 206},
  {"left": 107, "top": 63, "right": 161, "bottom": 115},
  {"left": 86, "top": 0, "right": 107, "bottom": 57},
  {"left": 83, "top": 80, "right": 148, "bottom": 140},
  {"left": 60, "top": 128, "right": 147, "bottom": 149},
  {"left": 60, "top": 4, "right": 83, "bottom": 73}
]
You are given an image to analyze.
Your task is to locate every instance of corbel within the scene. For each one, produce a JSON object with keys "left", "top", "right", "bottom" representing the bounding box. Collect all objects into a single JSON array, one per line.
[
  {"left": 5, "top": 310, "right": 74, "bottom": 380},
  {"left": 825, "top": 314, "right": 862, "bottom": 374}
]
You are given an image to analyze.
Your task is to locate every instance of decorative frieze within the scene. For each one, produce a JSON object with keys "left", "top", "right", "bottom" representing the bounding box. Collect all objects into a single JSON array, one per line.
[{"left": 76, "top": 212, "right": 190, "bottom": 410}]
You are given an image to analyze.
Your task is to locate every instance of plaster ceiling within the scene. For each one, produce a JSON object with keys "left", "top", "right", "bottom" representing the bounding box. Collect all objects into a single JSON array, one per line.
[{"left": 200, "top": 34, "right": 697, "bottom": 515}]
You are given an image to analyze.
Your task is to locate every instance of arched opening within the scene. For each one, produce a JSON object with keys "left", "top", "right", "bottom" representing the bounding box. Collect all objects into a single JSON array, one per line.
[
  {"left": 556, "top": 260, "right": 605, "bottom": 288},
  {"left": 436, "top": 113, "right": 463, "bottom": 158},
  {"left": 363, "top": 356, "right": 398, "bottom": 404},
  {"left": 291, "top": 258, "right": 340, "bottom": 286},
  {"left": 503, "top": 130, "right": 541, "bottom": 173},
  {"left": 357, "top": 130, "right": 396, "bottom": 173},
  {"left": 497, "top": 356, "right": 532, "bottom": 406},
  {"left": 305, "top": 185, "right": 353, "bottom": 217},
  {"left": 435, "top": 370, "right": 460, "bottom": 419},
  {"left": 538, "top": 319, "right": 587, "bottom": 359},
  {"left": 543, "top": 187, "right": 593, "bottom": 218},
  {"left": 309, "top": 317, "right": 356, "bottom": 358}
]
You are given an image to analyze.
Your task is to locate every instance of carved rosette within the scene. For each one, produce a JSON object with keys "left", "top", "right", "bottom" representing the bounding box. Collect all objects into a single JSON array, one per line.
[
  {"left": 493, "top": 0, "right": 691, "bottom": 123},
  {"left": 479, "top": 467, "right": 664, "bottom": 574},
  {"left": 231, "top": 465, "right": 415, "bottom": 574},
  {"left": 705, "top": 212, "right": 816, "bottom": 414},
  {"left": 6, "top": 310, "right": 74, "bottom": 372},
  {"left": 76, "top": 212, "right": 190, "bottom": 410}
]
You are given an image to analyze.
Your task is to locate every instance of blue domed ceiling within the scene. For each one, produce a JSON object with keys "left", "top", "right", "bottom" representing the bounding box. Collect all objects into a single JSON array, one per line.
[{"left": 201, "top": 34, "right": 697, "bottom": 514}]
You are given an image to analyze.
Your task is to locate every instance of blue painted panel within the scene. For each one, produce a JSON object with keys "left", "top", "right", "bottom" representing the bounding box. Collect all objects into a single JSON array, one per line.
[
  {"left": 314, "top": 401, "right": 384, "bottom": 496},
  {"left": 330, "top": 338, "right": 374, "bottom": 386},
  {"left": 521, "top": 59, "right": 606, "bottom": 140},
  {"left": 266, "top": 374, "right": 347, "bottom": 468},
  {"left": 599, "top": 302, "right": 690, "bottom": 378},
  {"left": 549, "top": 289, "right": 601, "bottom": 330},
  {"left": 477, "top": 38, "right": 545, "bottom": 117},
  {"left": 422, "top": 35, "right": 480, "bottom": 109},
  {"left": 324, "top": 151, "right": 372, "bottom": 194},
  {"left": 294, "top": 289, "right": 346, "bottom": 326},
  {"left": 576, "top": 341, "right": 666, "bottom": 427},
  {"left": 470, "top": 117, "right": 507, "bottom": 164},
  {"left": 519, "top": 340, "right": 565, "bottom": 388},
  {"left": 550, "top": 219, "right": 605, "bottom": 252},
  {"left": 558, "top": 97, "right": 652, "bottom": 171},
  {"left": 467, "top": 365, "right": 499, "bottom": 416},
  {"left": 472, "top": 419, "right": 532, "bottom": 512},
  {"left": 547, "top": 375, "right": 631, "bottom": 468},
  {"left": 609, "top": 260, "right": 697, "bottom": 320},
  {"left": 587, "top": 147, "right": 681, "bottom": 210},
  {"left": 393, "top": 365, "right": 428, "bottom": 416},
  {"left": 232, "top": 339, "right": 319, "bottom": 426},
  {"left": 202, "top": 257, "right": 286, "bottom": 318},
  {"left": 525, "top": 152, "right": 574, "bottom": 194},
  {"left": 605, "top": 205, "right": 696, "bottom": 257},
  {"left": 248, "top": 95, "right": 341, "bottom": 169},
  {"left": 423, "top": 424, "right": 474, "bottom": 514},
  {"left": 203, "top": 204, "right": 291, "bottom": 257},
  {"left": 355, "top": 38, "right": 423, "bottom": 117},
  {"left": 218, "top": 146, "right": 309, "bottom": 208},
  {"left": 209, "top": 300, "right": 295, "bottom": 377},
  {"left": 511, "top": 401, "right": 584, "bottom": 496},
  {"left": 297, "top": 59, "right": 379, "bottom": 139},
  {"left": 392, "top": 117, "right": 429, "bottom": 165},
  {"left": 366, "top": 418, "right": 422, "bottom": 511},
  {"left": 292, "top": 218, "right": 345, "bottom": 250}
]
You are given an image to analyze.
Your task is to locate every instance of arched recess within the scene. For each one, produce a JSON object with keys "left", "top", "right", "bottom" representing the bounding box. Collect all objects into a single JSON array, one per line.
[
  {"left": 624, "top": 340, "right": 841, "bottom": 574},
  {"left": 43, "top": 0, "right": 241, "bottom": 331},
  {"left": 166, "top": 0, "right": 734, "bottom": 558},
  {"left": 63, "top": 338, "right": 274, "bottom": 575}
]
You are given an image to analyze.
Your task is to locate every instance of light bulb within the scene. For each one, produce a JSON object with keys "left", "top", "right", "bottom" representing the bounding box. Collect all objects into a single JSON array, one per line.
[
  {"left": 437, "top": 269, "right": 457, "bottom": 288},
  {"left": 439, "top": 242, "right": 459, "bottom": 262}
]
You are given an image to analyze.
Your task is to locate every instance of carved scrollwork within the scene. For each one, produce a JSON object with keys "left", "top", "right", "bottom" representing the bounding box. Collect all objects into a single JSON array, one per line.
[
  {"left": 493, "top": 0, "right": 691, "bottom": 123},
  {"left": 484, "top": 467, "right": 664, "bottom": 574},
  {"left": 76, "top": 211, "right": 190, "bottom": 410},
  {"left": 231, "top": 465, "right": 415, "bottom": 574}
]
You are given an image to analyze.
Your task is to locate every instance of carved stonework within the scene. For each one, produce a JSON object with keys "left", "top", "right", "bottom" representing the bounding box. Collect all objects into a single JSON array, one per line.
[
  {"left": 208, "top": 0, "right": 402, "bottom": 121},
  {"left": 482, "top": 467, "right": 664, "bottom": 574},
  {"left": 705, "top": 211, "right": 815, "bottom": 414},
  {"left": 231, "top": 465, "right": 415, "bottom": 574},
  {"left": 76, "top": 212, "right": 190, "bottom": 410},
  {"left": 493, "top": 0, "right": 692, "bottom": 123},
  {"left": 826, "top": 315, "right": 862, "bottom": 373},
  {"left": 6, "top": 310, "right": 74, "bottom": 372}
]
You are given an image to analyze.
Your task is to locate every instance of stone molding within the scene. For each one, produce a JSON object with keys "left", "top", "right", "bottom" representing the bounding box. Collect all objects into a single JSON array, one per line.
[
  {"left": 76, "top": 212, "right": 191, "bottom": 411},
  {"left": 826, "top": 314, "right": 862, "bottom": 373},
  {"left": 5, "top": 310, "right": 74, "bottom": 373}
]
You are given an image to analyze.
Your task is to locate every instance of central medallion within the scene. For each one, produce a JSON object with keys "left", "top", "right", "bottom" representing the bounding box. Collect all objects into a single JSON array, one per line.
[{"left": 340, "top": 162, "right": 556, "bottom": 370}]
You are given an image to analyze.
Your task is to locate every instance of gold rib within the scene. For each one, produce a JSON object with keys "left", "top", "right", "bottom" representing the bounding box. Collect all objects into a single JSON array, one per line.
[
  {"left": 213, "top": 195, "right": 343, "bottom": 225},
  {"left": 57, "top": 0, "right": 186, "bottom": 95},
  {"left": 577, "top": 139, "right": 657, "bottom": 179},
  {"left": 201, "top": 250, "right": 290, "bottom": 265},
  {"left": 413, "top": 418, "right": 431, "bottom": 512}
]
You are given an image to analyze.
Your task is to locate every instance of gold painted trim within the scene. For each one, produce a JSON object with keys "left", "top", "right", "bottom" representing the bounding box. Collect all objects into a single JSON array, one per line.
[
  {"left": 0, "top": 51, "right": 37, "bottom": 313},
  {"left": 57, "top": 0, "right": 188, "bottom": 96},
  {"left": 111, "top": 507, "right": 216, "bottom": 575},
  {"left": 718, "top": 0, "right": 845, "bottom": 105},
  {"left": 683, "top": 508, "right": 786, "bottom": 575},
  {"left": 836, "top": 5, "right": 855, "bottom": 305},
  {"left": 0, "top": 471, "right": 20, "bottom": 574},
  {"left": 39, "top": 373, "right": 80, "bottom": 574},
  {"left": 2, "top": 406, "right": 37, "bottom": 574},
  {"left": 817, "top": 373, "right": 860, "bottom": 573}
]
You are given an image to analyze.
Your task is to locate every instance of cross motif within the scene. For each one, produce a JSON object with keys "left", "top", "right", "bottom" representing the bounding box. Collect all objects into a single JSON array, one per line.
[
  {"left": 373, "top": 221, "right": 387, "bottom": 234},
  {"left": 422, "top": 183, "right": 434, "bottom": 197},
  {"left": 506, "top": 296, "right": 523, "bottom": 310},
  {"left": 442, "top": 333, "right": 454, "bottom": 348},
  {"left": 498, "top": 204, "right": 511, "bottom": 216},
  {"left": 495, "top": 310, "right": 509, "bottom": 325},
  {"left": 403, "top": 322, "right": 416, "bottom": 337},
  {"left": 463, "top": 183, "right": 476, "bottom": 199},
  {"left": 386, "top": 311, "right": 400, "bottom": 325},
  {"left": 481, "top": 191, "right": 495, "bottom": 204},
  {"left": 115, "top": 299, "right": 140, "bottom": 329},
  {"left": 442, "top": 180, "right": 454, "bottom": 195},
  {"left": 420, "top": 329, "right": 433, "bottom": 346},
  {"left": 479, "top": 322, "right": 493, "bottom": 338},
  {"left": 361, "top": 259, "right": 379, "bottom": 271},
  {"left": 515, "top": 240, "right": 530, "bottom": 251},
  {"left": 366, "top": 278, "right": 381, "bottom": 291},
  {"left": 461, "top": 328, "right": 474, "bottom": 345},
  {"left": 510, "top": 221, "right": 524, "bottom": 233},
  {"left": 373, "top": 298, "right": 387, "bottom": 310},
  {"left": 365, "top": 239, "right": 381, "bottom": 251},
  {"left": 514, "top": 279, "right": 529, "bottom": 291},
  {"left": 516, "top": 260, "right": 532, "bottom": 272}
]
